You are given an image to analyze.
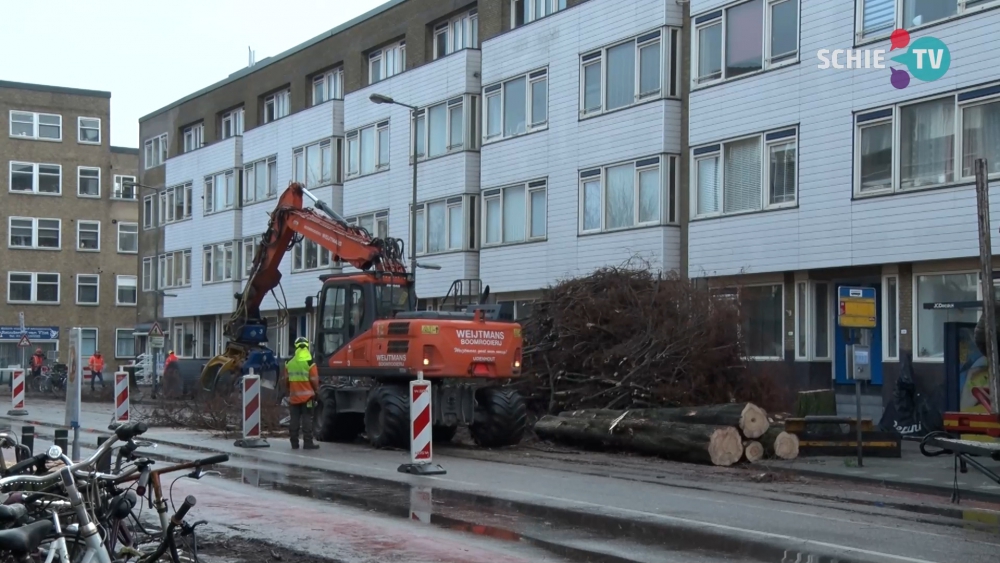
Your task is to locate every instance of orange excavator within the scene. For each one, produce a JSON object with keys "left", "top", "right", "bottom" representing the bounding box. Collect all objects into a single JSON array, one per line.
[{"left": 199, "top": 182, "right": 527, "bottom": 448}]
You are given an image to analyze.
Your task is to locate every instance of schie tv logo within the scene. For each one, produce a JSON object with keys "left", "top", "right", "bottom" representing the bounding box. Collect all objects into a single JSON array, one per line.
[{"left": 817, "top": 29, "right": 951, "bottom": 89}]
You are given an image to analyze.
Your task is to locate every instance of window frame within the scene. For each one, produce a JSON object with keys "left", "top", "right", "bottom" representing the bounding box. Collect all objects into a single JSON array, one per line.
[
  {"left": 77, "top": 166, "right": 101, "bottom": 198},
  {"left": 739, "top": 282, "right": 786, "bottom": 361},
  {"left": 412, "top": 195, "right": 478, "bottom": 256},
  {"left": 243, "top": 156, "right": 279, "bottom": 205},
  {"left": 143, "top": 194, "right": 155, "bottom": 229},
  {"left": 158, "top": 183, "right": 193, "bottom": 225},
  {"left": 793, "top": 280, "right": 832, "bottom": 361},
  {"left": 691, "top": 127, "right": 798, "bottom": 219},
  {"left": 142, "top": 257, "right": 153, "bottom": 292},
  {"left": 76, "top": 274, "right": 100, "bottom": 306},
  {"left": 312, "top": 68, "right": 344, "bottom": 105},
  {"left": 482, "top": 180, "right": 547, "bottom": 247},
  {"left": 7, "top": 272, "right": 60, "bottom": 305},
  {"left": 116, "top": 275, "right": 138, "bottom": 307},
  {"left": 293, "top": 139, "right": 338, "bottom": 188},
  {"left": 855, "top": 0, "right": 999, "bottom": 42},
  {"left": 182, "top": 123, "right": 204, "bottom": 153},
  {"left": 369, "top": 41, "right": 406, "bottom": 85},
  {"left": 434, "top": 9, "right": 479, "bottom": 59},
  {"left": 204, "top": 169, "right": 237, "bottom": 215},
  {"left": 117, "top": 222, "right": 139, "bottom": 254},
  {"left": 291, "top": 238, "right": 335, "bottom": 273},
  {"left": 115, "top": 328, "right": 136, "bottom": 359},
  {"left": 345, "top": 121, "right": 390, "bottom": 179},
  {"left": 263, "top": 90, "right": 290, "bottom": 124},
  {"left": 9, "top": 161, "right": 62, "bottom": 195},
  {"left": 882, "top": 274, "right": 900, "bottom": 362},
  {"left": 346, "top": 211, "right": 390, "bottom": 240},
  {"left": 242, "top": 236, "right": 262, "bottom": 279},
  {"left": 77, "top": 117, "right": 101, "bottom": 145},
  {"left": 483, "top": 68, "right": 548, "bottom": 143},
  {"left": 143, "top": 133, "right": 168, "bottom": 169},
  {"left": 202, "top": 241, "right": 237, "bottom": 284},
  {"left": 9, "top": 110, "right": 62, "bottom": 141},
  {"left": 9, "top": 217, "right": 62, "bottom": 251},
  {"left": 579, "top": 154, "right": 679, "bottom": 234},
  {"left": 911, "top": 269, "right": 981, "bottom": 363},
  {"left": 220, "top": 107, "right": 245, "bottom": 139},
  {"left": 76, "top": 220, "right": 100, "bottom": 252},
  {"left": 580, "top": 27, "right": 680, "bottom": 118},
  {"left": 113, "top": 175, "right": 137, "bottom": 200},
  {"left": 691, "top": 0, "right": 799, "bottom": 88},
  {"left": 414, "top": 95, "right": 478, "bottom": 160},
  {"left": 510, "top": 0, "right": 567, "bottom": 27},
  {"left": 158, "top": 249, "right": 192, "bottom": 289}
]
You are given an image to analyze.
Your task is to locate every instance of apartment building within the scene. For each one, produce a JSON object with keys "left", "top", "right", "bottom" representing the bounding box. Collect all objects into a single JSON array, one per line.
[
  {"left": 0, "top": 80, "right": 139, "bottom": 368},
  {"left": 686, "top": 0, "right": 1000, "bottom": 414}
]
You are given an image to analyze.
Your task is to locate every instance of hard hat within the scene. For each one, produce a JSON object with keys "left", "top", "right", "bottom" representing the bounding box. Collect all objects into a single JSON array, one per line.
[{"left": 294, "top": 337, "right": 310, "bottom": 349}]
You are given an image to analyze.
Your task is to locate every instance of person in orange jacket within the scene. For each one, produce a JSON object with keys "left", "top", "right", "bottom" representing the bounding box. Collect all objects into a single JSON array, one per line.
[
  {"left": 30, "top": 349, "right": 45, "bottom": 378},
  {"left": 88, "top": 351, "right": 105, "bottom": 391}
]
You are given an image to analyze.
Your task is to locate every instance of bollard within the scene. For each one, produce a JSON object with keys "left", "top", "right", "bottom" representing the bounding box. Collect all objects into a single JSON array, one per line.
[
  {"left": 21, "top": 426, "right": 34, "bottom": 457},
  {"left": 7, "top": 368, "right": 27, "bottom": 416},
  {"left": 398, "top": 372, "right": 446, "bottom": 475},
  {"left": 234, "top": 370, "right": 269, "bottom": 448},
  {"left": 108, "top": 368, "right": 130, "bottom": 430},
  {"left": 96, "top": 437, "right": 111, "bottom": 474},
  {"left": 54, "top": 429, "right": 68, "bottom": 455}
]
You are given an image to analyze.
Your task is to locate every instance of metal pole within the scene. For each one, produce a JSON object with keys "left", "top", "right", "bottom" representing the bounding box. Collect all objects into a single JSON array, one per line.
[
  {"left": 410, "top": 107, "right": 419, "bottom": 277},
  {"left": 975, "top": 158, "right": 1000, "bottom": 416}
]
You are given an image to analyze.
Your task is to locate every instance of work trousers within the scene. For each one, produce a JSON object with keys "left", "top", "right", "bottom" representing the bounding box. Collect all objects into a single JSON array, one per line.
[
  {"left": 289, "top": 401, "right": 316, "bottom": 444},
  {"left": 91, "top": 371, "right": 104, "bottom": 391}
]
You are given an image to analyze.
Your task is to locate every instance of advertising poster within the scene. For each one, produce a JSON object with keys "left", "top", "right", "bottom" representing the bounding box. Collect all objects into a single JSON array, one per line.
[{"left": 952, "top": 323, "right": 997, "bottom": 443}]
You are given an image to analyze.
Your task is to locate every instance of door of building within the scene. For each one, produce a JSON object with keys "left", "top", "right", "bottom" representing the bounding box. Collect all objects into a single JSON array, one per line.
[{"left": 833, "top": 282, "right": 884, "bottom": 385}]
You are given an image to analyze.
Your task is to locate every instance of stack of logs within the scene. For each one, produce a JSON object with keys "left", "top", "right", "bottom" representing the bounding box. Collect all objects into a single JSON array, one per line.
[{"left": 534, "top": 402, "right": 799, "bottom": 466}]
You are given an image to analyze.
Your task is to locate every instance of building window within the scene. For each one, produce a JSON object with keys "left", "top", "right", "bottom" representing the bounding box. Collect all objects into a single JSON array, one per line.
[
  {"left": 9, "top": 162, "right": 61, "bottom": 195},
  {"left": 113, "top": 175, "right": 136, "bottom": 200},
  {"left": 511, "top": 0, "right": 567, "bottom": 27},
  {"left": 581, "top": 155, "right": 678, "bottom": 233},
  {"left": 182, "top": 124, "right": 204, "bottom": 153},
  {"left": 172, "top": 322, "right": 195, "bottom": 358},
  {"left": 264, "top": 90, "right": 290, "bottom": 124},
  {"left": 9, "top": 110, "right": 62, "bottom": 141},
  {"left": 203, "top": 242, "right": 236, "bottom": 283},
  {"left": 143, "top": 194, "right": 155, "bottom": 229},
  {"left": 292, "top": 239, "right": 334, "bottom": 273},
  {"left": 116, "top": 275, "right": 137, "bottom": 306},
  {"left": 243, "top": 156, "right": 278, "bottom": 204},
  {"left": 220, "top": 108, "right": 245, "bottom": 139},
  {"left": 883, "top": 275, "right": 899, "bottom": 361},
  {"left": 9, "top": 217, "right": 61, "bottom": 250},
  {"left": 693, "top": 0, "right": 798, "bottom": 85},
  {"left": 77, "top": 274, "right": 99, "bottom": 305},
  {"left": 293, "top": 139, "right": 336, "bottom": 188},
  {"left": 347, "top": 211, "right": 389, "bottom": 239},
  {"left": 484, "top": 69, "right": 547, "bottom": 142},
  {"left": 483, "top": 180, "right": 546, "bottom": 246},
  {"left": 77, "top": 220, "right": 99, "bottom": 251},
  {"left": 158, "top": 183, "right": 193, "bottom": 224},
  {"left": 77, "top": 167, "right": 101, "bottom": 197},
  {"left": 7, "top": 272, "right": 60, "bottom": 304},
  {"left": 116, "top": 329, "right": 135, "bottom": 359},
  {"left": 740, "top": 284, "right": 784, "bottom": 359},
  {"left": 855, "top": 86, "right": 1000, "bottom": 196},
  {"left": 78, "top": 117, "right": 100, "bottom": 144},
  {"left": 142, "top": 257, "right": 153, "bottom": 292},
  {"left": 914, "top": 272, "right": 978, "bottom": 360},
  {"left": 242, "top": 236, "right": 262, "bottom": 278},
  {"left": 413, "top": 195, "right": 477, "bottom": 255},
  {"left": 369, "top": 41, "right": 406, "bottom": 84},
  {"left": 81, "top": 328, "right": 98, "bottom": 358},
  {"left": 158, "top": 250, "right": 192, "bottom": 289},
  {"left": 204, "top": 170, "right": 236, "bottom": 214},
  {"left": 415, "top": 96, "right": 477, "bottom": 159},
  {"left": 346, "top": 121, "right": 389, "bottom": 178},
  {"left": 118, "top": 222, "right": 138, "bottom": 253},
  {"left": 856, "top": 0, "right": 991, "bottom": 40},
  {"left": 794, "top": 281, "right": 831, "bottom": 361},
  {"left": 693, "top": 127, "right": 797, "bottom": 217},
  {"left": 144, "top": 133, "right": 168, "bottom": 169},
  {"left": 435, "top": 9, "right": 479, "bottom": 59},
  {"left": 199, "top": 320, "right": 217, "bottom": 359},
  {"left": 312, "top": 69, "right": 343, "bottom": 105},
  {"left": 582, "top": 28, "right": 679, "bottom": 116}
]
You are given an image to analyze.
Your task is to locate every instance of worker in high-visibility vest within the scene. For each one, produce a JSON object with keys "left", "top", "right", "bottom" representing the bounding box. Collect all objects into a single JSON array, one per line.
[
  {"left": 88, "top": 351, "right": 105, "bottom": 391},
  {"left": 282, "top": 337, "right": 320, "bottom": 450}
]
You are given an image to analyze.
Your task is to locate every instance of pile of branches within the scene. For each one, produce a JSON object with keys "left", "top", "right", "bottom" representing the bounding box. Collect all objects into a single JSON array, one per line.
[
  {"left": 518, "top": 265, "right": 778, "bottom": 414},
  {"left": 142, "top": 390, "right": 285, "bottom": 438}
]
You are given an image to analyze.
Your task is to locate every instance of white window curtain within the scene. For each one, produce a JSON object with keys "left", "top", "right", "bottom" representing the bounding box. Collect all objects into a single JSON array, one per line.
[
  {"left": 583, "top": 62, "right": 602, "bottom": 112},
  {"left": 427, "top": 202, "right": 446, "bottom": 253},
  {"left": 503, "top": 186, "right": 526, "bottom": 242},
  {"left": 724, "top": 138, "right": 762, "bottom": 213},
  {"left": 485, "top": 198, "right": 501, "bottom": 244},
  {"left": 583, "top": 180, "right": 601, "bottom": 230},
  {"left": 900, "top": 98, "right": 955, "bottom": 188},
  {"left": 698, "top": 23, "right": 722, "bottom": 80},
  {"left": 903, "top": 0, "right": 956, "bottom": 29},
  {"left": 504, "top": 78, "right": 526, "bottom": 137},
  {"left": 962, "top": 101, "right": 1000, "bottom": 177},
  {"left": 360, "top": 127, "right": 375, "bottom": 174},
  {"left": 448, "top": 205, "right": 463, "bottom": 248},
  {"left": 861, "top": 0, "right": 895, "bottom": 37},
  {"left": 769, "top": 142, "right": 796, "bottom": 204},
  {"left": 606, "top": 43, "right": 635, "bottom": 110},
  {"left": 638, "top": 168, "right": 660, "bottom": 223},
  {"left": 697, "top": 157, "right": 720, "bottom": 215},
  {"left": 429, "top": 104, "right": 447, "bottom": 156},
  {"left": 606, "top": 164, "right": 635, "bottom": 229}
]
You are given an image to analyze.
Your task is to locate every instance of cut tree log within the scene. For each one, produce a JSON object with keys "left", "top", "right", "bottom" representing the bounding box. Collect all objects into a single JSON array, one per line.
[
  {"left": 534, "top": 415, "right": 744, "bottom": 466},
  {"left": 759, "top": 427, "right": 799, "bottom": 460},
  {"left": 743, "top": 440, "right": 764, "bottom": 463},
  {"left": 561, "top": 403, "right": 770, "bottom": 439}
]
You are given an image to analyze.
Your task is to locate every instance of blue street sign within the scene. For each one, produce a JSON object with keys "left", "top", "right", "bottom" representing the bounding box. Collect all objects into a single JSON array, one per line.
[{"left": 0, "top": 326, "right": 59, "bottom": 341}]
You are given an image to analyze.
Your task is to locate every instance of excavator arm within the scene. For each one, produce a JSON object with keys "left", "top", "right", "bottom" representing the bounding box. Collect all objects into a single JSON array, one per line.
[{"left": 199, "top": 182, "right": 407, "bottom": 390}]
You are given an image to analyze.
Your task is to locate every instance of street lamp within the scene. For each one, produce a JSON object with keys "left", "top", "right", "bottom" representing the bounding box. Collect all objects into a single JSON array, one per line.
[{"left": 369, "top": 93, "right": 420, "bottom": 277}]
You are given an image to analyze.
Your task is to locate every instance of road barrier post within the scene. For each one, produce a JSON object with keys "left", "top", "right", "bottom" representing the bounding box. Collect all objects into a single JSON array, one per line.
[
  {"left": 235, "top": 370, "right": 269, "bottom": 448},
  {"left": 54, "top": 429, "right": 68, "bottom": 454},
  {"left": 109, "top": 367, "right": 130, "bottom": 430},
  {"left": 8, "top": 368, "right": 27, "bottom": 416},
  {"left": 398, "top": 372, "right": 446, "bottom": 475},
  {"left": 96, "top": 437, "right": 111, "bottom": 473},
  {"left": 20, "top": 425, "right": 34, "bottom": 457}
]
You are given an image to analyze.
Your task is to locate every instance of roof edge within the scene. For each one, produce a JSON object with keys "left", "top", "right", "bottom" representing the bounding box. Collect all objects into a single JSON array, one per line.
[
  {"left": 111, "top": 146, "right": 140, "bottom": 155},
  {"left": 139, "top": 0, "right": 408, "bottom": 123},
  {"left": 0, "top": 80, "right": 111, "bottom": 99}
]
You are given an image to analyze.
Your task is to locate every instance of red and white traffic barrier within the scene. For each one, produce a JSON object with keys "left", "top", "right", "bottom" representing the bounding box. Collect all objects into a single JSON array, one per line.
[
  {"left": 234, "top": 370, "right": 269, "bottom": 448},
  {"left": 409, "top": 485, "right": 433, "bottom": 524},
  {"left": 398, "top": 372, "right": 445, "bottom": 475},
  {"left": 114, "top": 368, "right": 129, "bottom": 422},
  {"left": 7, "top": 367, "right": 27, "bottom": 416}
]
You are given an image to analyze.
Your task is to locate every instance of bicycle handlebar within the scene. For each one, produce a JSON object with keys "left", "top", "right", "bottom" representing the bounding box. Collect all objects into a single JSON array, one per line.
[{"left": 195, "top": 454, "right": 229, "bottom": 467}]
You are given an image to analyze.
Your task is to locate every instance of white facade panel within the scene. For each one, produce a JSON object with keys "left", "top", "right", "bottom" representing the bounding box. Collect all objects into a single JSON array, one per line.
[
  {"left": 480, "top": 0, "right": 683, "bottom": 292},
  {"left": 688, "top": 0, "right": 1000, "bottom": 277}
]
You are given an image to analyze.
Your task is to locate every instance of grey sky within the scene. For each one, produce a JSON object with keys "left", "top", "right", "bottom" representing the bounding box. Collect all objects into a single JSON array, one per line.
[{"left": 1, "top": 0, "right": 387, "bottom": 148}]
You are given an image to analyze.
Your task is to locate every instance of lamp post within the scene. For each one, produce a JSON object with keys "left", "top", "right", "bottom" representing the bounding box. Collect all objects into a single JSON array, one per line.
[{"left": 369, "top": 93, "right": 419, "bottom": 278}]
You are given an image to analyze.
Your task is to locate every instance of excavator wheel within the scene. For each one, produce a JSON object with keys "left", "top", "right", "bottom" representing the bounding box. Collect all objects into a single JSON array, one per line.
[
  {"left": 316, "top": 386, "right": 364, "bottom": 442},
  {"left": 470, "top": 388, "right": 527, "bottom": 448},
  {"left": 364, "top": 385, "right": 409, "bottom": 449}
]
